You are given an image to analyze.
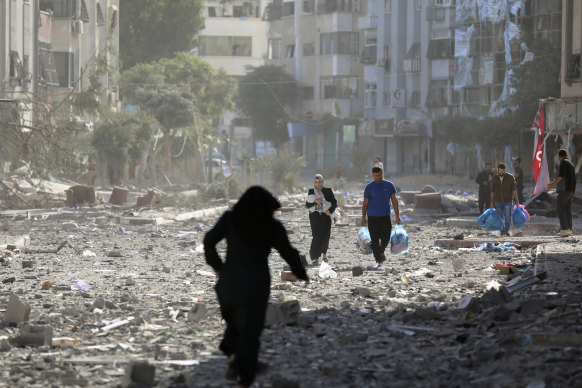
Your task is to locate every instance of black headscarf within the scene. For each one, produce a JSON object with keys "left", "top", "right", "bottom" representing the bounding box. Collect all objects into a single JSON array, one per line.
[{"left": 232, "top": 186, "right": 281, "bottom": 243}]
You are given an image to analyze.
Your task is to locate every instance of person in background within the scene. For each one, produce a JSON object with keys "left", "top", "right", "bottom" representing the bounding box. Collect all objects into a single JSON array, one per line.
[
  {"left": 203, "top": 186, "right": 308, "bottom": 388},
  {"left": 490, "top": 163, "right": 519, "bottom": 236},
  {"left": 547, "top": 149, "right": 577, "bottom": 237},
  {"left": 512, "top": 156, "right": 525, "bottom": 203},
  {"left": 475, "top": 162, "right": 493, "bottom": 214},
  {"left": 361, "top": 166, "right": 400, "bottom": 270},
  {"left": 306, "top": 174, "right": 337, "bottom": 265},
  {"left": 372, "top": 155, "right": 383, "bottom": 171}
]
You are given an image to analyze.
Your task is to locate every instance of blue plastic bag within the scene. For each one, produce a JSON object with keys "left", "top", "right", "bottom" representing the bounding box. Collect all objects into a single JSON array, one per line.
[
  {"left": 390, "top": 224, "right": 409, "bottom": 254},
  {"left": 356, "top": 227, "right": 372, "bottom": 255},
  {"left": 512, "top": 206, "right": 527, "bottom": 229},
  {"left": 477, "top": 208, "right": 504, "bottom": 231}
]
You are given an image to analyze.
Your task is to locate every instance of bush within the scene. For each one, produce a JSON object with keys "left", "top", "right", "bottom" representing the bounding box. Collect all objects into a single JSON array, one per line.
[{"left": 269, "top": 152, "right": 306, "bottom": 192}]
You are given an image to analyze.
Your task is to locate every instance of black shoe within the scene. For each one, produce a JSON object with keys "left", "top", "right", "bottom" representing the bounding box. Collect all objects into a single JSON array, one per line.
[{"left": 378, "top": 254, "right": 387, "bottom": 264}]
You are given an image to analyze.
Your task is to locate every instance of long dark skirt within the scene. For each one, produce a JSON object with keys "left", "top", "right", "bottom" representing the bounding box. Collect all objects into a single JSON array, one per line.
[{"left": 309, "top": 211, "right": 332, "bottom": 261}]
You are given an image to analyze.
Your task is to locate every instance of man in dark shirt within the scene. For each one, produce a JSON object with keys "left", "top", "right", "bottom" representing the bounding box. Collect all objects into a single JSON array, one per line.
[
  {"left": 512, "top": 157, "right": 525, "bottom": 203},
  {"left": 547, "top": 149, "right": 577, "bottom": 237},
  {"left": 475, "top": 163, "right": 493, "bottom": 214},
  {"left": 490, "top": 163, "right": 519, "bottom": 236}
]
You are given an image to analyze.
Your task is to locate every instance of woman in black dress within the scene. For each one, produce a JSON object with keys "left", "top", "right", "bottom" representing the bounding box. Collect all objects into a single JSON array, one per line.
[
  {"left": 306, "top": 174, "right": 337, "bottom": 265},
  {"left": 204, "top": 186, "right": 308, "bottom": 387}
]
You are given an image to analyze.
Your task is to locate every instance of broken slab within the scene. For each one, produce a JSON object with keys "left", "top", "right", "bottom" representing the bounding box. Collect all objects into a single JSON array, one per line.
[
  {"left": 122, "top": 361, "right": 155, "bottom": 388},
  {"left": 265, "top": 300, "right": 301, "bottom": 325},
  {"left": 445, "top": 216, "right": 558, "bottom": 233},
  {"left": 65, "top": 185, "right": 96, "bottom": 207},
  {"left": 434, "top": 238, "right": 554, "bottom": 249},
  {"left": 109, "top": 186, "right": 129, "bottom": 206},
  {"left": 4, "top": 294, "right": 31, "bottom": 325},
  {"left": 13, "top": 325, "right": 53, "bottom": 347}
]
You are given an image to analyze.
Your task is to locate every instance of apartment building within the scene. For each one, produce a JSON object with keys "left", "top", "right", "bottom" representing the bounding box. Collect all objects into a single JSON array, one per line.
[
  {"left": 265, "top": 0, "right": 364, "bottom": 169},
  {"left": 1, "top": 0, "right": 119, "bottom": 143},
  {"left": 38, "top": 0, "right": 119, "bottom": 111},
  {"left": 539, "top": 0, "right": 582, "bottom": 173},
  {"left": 195, "top": 0, "right": 268, "bottom": 158},
  {"left": 359, "top": 0, "right": 564, "bottom": 175},
  {"left": 0, "top": 0, "right": 38, "bottom": 131}
]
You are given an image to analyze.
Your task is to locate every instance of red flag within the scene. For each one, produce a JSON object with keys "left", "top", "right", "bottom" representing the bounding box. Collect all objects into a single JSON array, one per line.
[{"left": 532, "top": 102, "right": 544, "bottom": 182}]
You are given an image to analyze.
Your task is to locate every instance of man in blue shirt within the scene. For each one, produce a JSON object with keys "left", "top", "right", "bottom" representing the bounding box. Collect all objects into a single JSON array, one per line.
[{"left": 361, "top": 166, "right": 401, "bottom": 270}]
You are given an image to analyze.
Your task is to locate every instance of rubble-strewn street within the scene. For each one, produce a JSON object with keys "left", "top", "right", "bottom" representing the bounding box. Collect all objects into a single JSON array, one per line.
[{"left": 1, "top": 175, "right": 581, "bottom": 387}]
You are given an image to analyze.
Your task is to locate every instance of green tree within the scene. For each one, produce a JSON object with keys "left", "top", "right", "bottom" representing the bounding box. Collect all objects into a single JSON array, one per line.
[
  {"left": 119, "top": 54, "right": 236, "bottom": 180},
  {"left": 236, "top": 65, "right": 299, "bottom": 149},
  {"left": 119, "top": 0, "right": 205, "bottom": 71}
]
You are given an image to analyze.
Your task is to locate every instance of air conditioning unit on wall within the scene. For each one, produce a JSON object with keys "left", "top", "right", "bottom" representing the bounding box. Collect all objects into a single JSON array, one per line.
[{"left": 73, "top": 20, "right": 84, "bottom": 34}]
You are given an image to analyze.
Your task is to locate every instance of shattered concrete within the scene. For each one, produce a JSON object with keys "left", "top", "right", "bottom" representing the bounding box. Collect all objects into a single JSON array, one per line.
[{"left": 0, "top": 175, "right": 581, "bottom": 387}]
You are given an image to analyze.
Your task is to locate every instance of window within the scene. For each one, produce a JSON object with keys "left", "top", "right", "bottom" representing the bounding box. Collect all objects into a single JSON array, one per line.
[
  {"left": 53, "top": 52, "right": 74, "bottom": 87},
  {"left": 96, "top": 3, "right": 105, "bottom": 25},
  {"left": 302, "top": 86, "right": 314, "bottom": 99},
  {"left": 320, "top": 32, "right": 359, "bottom": 55},
  {"left": 80, "top": 0, "right": 89, "bottom": 22},
  {"left": 9, "top": 51, "right": 23, "bottom": 79},
  {"left": 39, "top": 0, "right": 76, "bottom": 17},
  {"left": 320, "top": 77, "right": 359, "bottom": 99},
  {"left": 434, "top": 0, "right": 452, "bottom": 6},
  {"left": 285, "top": 45, "right": 295, "bottom": 58},
  {"left": 303, "top": 43, "right": 315, "bottom": 56},
  {"left": 208, "top": 6, "right": 218, "bottom": 16},
  {"left": 199, "top": 36, "right": 252, "bottom": 56},
  {"left": 361, "top": 39, "right": 377, "bottom": 64},
  {"left": 410, "top": 91, "right": 420, "bottom": 107},
  {"left": 283, "top": 2, "right": 295, "bottom": 16},
  {"left": 566, "top": 54, "right": 581, "bottom": 80},
  {"left": 365, "top": 84, "right": 377, "bottom": 108},
  {"left": 303, "top": 0, "right": 314, "bottom": 13},
  {"left": 268, "top": 39, "right": 281, "bottom": 59},
  {"left": 427, "top": 39, "right": 453, "bottom": 58},
  {"left": 426, "top": 80, "right": 448, "bottom": 107},
  {"left": 39, "top": 43, "right": 59, "bottom": 86}
]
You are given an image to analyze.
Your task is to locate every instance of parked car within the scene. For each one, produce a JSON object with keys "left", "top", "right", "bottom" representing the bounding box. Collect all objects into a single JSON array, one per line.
[{"left": 208, "top": 158, "right": 231, "bottom": 179}]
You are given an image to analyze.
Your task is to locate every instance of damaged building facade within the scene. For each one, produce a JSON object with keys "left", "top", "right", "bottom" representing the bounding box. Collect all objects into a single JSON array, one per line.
[
  {"left": 0, "top": 0, "right": 119, "bottom": 173},
  {"left": 541, "top": 0, "right": 582, "bottom": 177},
  {"left": 266, "top": 0, "right": 563, "bottom": 175}
]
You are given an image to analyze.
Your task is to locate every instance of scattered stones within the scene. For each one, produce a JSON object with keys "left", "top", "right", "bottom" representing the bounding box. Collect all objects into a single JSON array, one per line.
[
  {"left": 351, "top": 266, "right": 364, "bottom": 276},
  {"left": 187, "top": 303, "right": 207, "bottom": 323}
]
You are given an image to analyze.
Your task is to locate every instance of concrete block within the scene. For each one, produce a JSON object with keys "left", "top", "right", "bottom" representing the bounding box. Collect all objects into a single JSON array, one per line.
[
  {"left": 136, "top": 190, "right": 156, "bottom": 208},
  {"left": 187, "top": 303, "right": 207, "bottom": 322},
  {"left": 414, "top": 193, "right": 442, "bottom": 209},
  {"left": 122, "top": 361, "right": 155, "bottom": 388},
  {"left": 13, "top": 325, "right": 53, "bottom": 347},
  {"left": 352, "top": 266, "right": 364, "bottom": 276},
  {"left": 265, "top": 300, "right": 301, "bottom": 325},
  {"left": 109, "top": 186, "right": 129, "bottom": 205},
  {"left": 4, "top": 294, "right": 30, "bottom": 325},
  {"left": 399, "top": 191, "right": 420, "bottom": 205},
  {"left": 65, "top": 185, "right": 95, "bottom": 207}
]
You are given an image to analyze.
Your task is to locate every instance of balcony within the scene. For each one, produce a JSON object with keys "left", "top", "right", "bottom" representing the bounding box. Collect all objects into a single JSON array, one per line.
[{"left": 358, "top": 15, "right": 377, "bottom": 30}]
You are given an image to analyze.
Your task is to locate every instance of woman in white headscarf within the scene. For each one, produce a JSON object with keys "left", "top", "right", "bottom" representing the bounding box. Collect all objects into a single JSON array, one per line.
[{"left": 306, "top": 174, "right": 337, "bottom": 265}]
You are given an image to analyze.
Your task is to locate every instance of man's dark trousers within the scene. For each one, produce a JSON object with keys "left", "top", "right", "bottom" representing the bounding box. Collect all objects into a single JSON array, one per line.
[
  {"left": 557, "top": 191, "right": 574, "bottom": 231},
  {"left": 368, "top": 215, "right": 391, "bottom": 263}
]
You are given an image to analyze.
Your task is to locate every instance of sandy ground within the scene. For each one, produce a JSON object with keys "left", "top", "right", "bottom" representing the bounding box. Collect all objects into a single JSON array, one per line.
[{"left": 0, "top": 175, "right": 581, "bottom": 387}]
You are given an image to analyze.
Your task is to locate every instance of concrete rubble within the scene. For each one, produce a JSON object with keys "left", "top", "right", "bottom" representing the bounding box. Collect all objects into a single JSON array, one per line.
[{"left": 0, "top": 174, "right": 581, "bottom": 387}]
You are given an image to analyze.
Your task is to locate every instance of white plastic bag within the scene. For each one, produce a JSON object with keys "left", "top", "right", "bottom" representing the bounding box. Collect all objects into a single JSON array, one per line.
[{"left": 318, "top": 261, "right": 337, "bottom": 279}]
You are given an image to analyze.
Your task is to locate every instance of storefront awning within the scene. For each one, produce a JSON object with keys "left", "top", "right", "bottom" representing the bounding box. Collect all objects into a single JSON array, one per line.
[{"left": 287, "top": 122, "right": 323, "bottom": 137}]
